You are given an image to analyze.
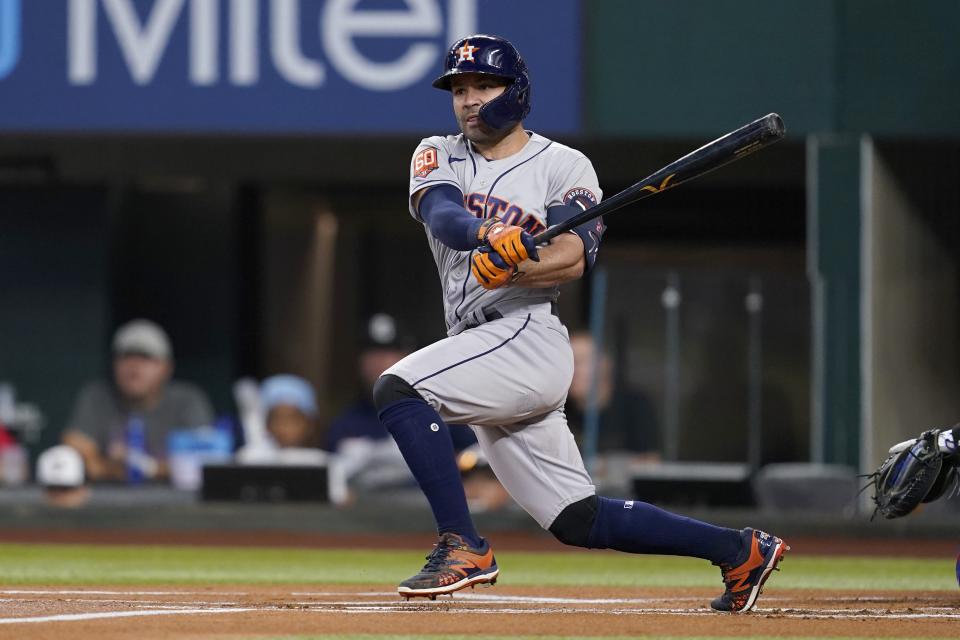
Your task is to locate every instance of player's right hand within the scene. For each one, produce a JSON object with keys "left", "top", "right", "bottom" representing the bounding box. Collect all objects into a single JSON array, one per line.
[
  {"left": 477, "top": 219, "right": 540, "bottom": 267},
  {"left": 471, "top": 247, "right": 516, "bottom": 290}
]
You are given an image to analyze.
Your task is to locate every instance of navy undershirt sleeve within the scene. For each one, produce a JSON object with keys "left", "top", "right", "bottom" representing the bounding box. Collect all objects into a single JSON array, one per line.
[
  {"left": 547, "top": 204, "right": 606, "bottom": 271},
  {"left": 417, "top": 185, "right": 483, "bottom": 251}
]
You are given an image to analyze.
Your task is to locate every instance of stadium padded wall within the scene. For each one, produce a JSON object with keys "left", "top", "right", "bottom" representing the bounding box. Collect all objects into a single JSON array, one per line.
[
  {"left": 586, "top": 0, "right": 960, "bottom": 138},
  {"left": 863, "top": 142, "right": 960, "bottom": 472},
  {"left": 0, "top": 188, "right": 110, "bottom": 449},
  {"left": 586, "top": 0, "right": 836, "bottom": 138},
  {"left": 837, "top": 1, "right": 960, "bottom": 136}
]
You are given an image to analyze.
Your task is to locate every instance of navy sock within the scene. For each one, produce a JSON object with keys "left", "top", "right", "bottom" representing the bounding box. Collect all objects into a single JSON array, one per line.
[
  {"left": 379, "top": 398, "right": 482, "bottom": 548},
  {"left": 586, "top": 497, "right": 742, "bottom": 564}
]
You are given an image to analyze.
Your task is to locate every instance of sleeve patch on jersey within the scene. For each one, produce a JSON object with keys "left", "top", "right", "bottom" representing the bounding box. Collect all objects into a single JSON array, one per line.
[
  {"left": 413, "top": 147, "right": 440, "bottom": 178},
  {"left": 563, "top": 187, "right": 598, "bottom": 211}
]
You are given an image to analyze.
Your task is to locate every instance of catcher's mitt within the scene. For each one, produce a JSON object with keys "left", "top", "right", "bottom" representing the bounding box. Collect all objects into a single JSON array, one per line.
[{"left": 864, "top": 428, "right": 960, "bottom": 520}]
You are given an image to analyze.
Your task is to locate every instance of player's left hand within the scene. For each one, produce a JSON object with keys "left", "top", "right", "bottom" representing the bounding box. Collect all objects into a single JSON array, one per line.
[
  {"left": 471, "top": 247, "right": 516, "bottom": 290},
  {"left": 477, "top": 219, "right": 540, "bottom": 267}
]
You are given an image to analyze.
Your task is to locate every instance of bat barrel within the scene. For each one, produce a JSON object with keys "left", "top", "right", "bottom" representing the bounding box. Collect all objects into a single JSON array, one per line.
[{"left": 532, "top": 113, "right": 786, "bottom": 245}]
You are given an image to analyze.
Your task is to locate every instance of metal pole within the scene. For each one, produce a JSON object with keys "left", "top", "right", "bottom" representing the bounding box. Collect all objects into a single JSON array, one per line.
[
  {"left": 746, "top": 276, "right": 764, "bottom": 471},
  {"left": 583, "top": 267, "right": 608, "bottom": 475},
  {"left": 662, "top": 271, "right": 682, "bottom": 461}
]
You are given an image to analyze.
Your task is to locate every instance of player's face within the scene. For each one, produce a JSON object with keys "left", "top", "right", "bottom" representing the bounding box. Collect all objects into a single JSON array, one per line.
[{"left": 451, "top": 74, "right": 510, "bottom": 145}]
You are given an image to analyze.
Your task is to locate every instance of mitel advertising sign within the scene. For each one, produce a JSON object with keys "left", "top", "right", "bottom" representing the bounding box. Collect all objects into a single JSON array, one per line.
[{"left": 0, "top": 0, "right": 580, "bottom": 133}]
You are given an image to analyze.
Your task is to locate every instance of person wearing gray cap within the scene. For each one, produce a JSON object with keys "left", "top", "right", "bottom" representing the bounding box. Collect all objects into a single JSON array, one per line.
[{"left": 61, "top": 319, "right": 214, "bottom": 483}]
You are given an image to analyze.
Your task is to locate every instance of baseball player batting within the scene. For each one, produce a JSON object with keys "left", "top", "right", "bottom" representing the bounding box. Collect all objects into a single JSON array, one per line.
[{"left": 373, "top": 34, "right": 788, "bottom": 613}]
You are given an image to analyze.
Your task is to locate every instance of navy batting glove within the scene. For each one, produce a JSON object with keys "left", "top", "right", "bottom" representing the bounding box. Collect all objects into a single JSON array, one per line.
[
  {"left": 520, "top": 231, "right": 540, "bottom": 262},
  {"left": 479, "top": 245, "right": 510, "bottom": 270}
]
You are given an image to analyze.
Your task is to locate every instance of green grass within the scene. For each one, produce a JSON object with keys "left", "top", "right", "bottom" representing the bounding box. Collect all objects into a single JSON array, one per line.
[
  {"left": 242, "top": 637, "right": 952, "bottom": 640},
  {"left": 0, "top": 543, "right": 954, "bottom": 591}
]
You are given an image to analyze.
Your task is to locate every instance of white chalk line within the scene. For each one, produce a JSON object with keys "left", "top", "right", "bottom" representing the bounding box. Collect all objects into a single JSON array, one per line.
[
  {"left": 10, "top": 589, "right": 948, "bottom": 606},
  {"left": 280, "top": 594, "right": 960, "bottom": 620},
  {"left": 456, "top": 593, "right": 719, "bottom": 604},
  {"left": 0, "top": 608, "right": 256, "bottom": 625},
  {"left": 319, "top": 605, "right": 960, "bottom": 619},
  {"left": 290, "top": 598, "right": 702, "bottom": 607},
  {"left": 0, "top": 597, "right": 243, "bottom": 608},
  {"left": 2, "top": 589, "right": 958, "bottom": 623},
  {"left": 296, "top": 592, "right": 745, "bottom": 604},
  {"left": 0, "top": 589, "right": 249, "bottom": 596},
  {"left": 292, "top": 591, "right": 396, "bottom": 597}
]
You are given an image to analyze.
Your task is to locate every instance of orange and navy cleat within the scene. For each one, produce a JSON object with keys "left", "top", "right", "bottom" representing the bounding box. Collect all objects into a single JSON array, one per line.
[
  {"left": 398, "top": 532, "right": 499, "bottom": 600},
  {"left": 710, "top": 528, "right": 789, "bottom": 613}
]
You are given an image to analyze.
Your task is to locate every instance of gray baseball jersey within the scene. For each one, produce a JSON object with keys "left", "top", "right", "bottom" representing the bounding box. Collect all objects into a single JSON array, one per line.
[
  {"left": 387, "top": 132, "right": 603, "bottom": 528},
  {"left": 408, "top": 132, "right": 602, "bottom": 336}
]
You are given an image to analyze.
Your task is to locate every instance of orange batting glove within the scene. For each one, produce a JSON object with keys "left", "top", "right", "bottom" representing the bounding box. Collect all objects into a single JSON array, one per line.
[
  {"left": 477, "top": 219, "right": 540, "bottom": 268},
  {"left": 471, "top": 248, "right": 515, "bottom": 290}
]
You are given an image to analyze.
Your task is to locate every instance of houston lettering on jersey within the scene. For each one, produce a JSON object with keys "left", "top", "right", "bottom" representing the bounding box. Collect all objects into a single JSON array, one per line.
[{"left": 464, "top": 193, "right": 545, "bottom": 234}]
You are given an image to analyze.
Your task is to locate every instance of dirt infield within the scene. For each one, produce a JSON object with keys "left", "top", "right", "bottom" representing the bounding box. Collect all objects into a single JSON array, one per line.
[
  {"left": 1, "top": 584, "right": 958, "bottom": 640},
  {"left": 2, "top": 531, "right": 957, "bottom": 638}
]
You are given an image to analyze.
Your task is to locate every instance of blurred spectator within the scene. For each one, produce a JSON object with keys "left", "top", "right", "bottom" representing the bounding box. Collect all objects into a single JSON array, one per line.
[
  {"left": 325, "top": 314, "right": 411, "bottom": 452},
  {"left": 234, "top": 374, "right": 328, "bottom": 467},
  {"left": 566, "top": 331, "right": 660, "bottom": 457},
  {"left": 36, "top": 445, "right": 90, "bottom": 508},
  {"left": 261, "top": 374, "right": 321, "bottom": 448},
  {"left": 61, "top": 319, "right": 214, "bottom": 483},
  {"left": 325, "top": 314, "right": 506, "bottom": 506},
  {"left": 324, "top": 314, "right": 418, "bottom": 489},
  {"left": 0, "top": 423, "right": 28, "bottom": 486},
  {"left": 457, "top": 443, "right": 513, "bottom": 513}
]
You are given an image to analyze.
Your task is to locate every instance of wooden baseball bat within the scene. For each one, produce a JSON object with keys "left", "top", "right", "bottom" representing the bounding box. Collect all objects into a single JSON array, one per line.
[{"left": 533, "top": 113, "right": 786, "bottom": 244}]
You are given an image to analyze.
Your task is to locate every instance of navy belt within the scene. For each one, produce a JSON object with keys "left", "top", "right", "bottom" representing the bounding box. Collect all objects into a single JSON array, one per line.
[
  {"left": 482, "top": 308, "right": 504, "bottom": 322},
  {"left": 480, "top": 302, "right": 558, "bottom": 324}
]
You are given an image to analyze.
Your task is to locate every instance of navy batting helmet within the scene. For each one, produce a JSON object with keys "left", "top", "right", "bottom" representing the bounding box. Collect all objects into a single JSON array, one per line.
[{"left": 432, "top": 34, "right": 531, "bottom": 131}]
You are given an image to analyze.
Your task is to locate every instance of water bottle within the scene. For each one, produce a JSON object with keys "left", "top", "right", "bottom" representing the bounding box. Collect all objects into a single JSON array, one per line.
[{"left": 126, "top": 415, "right": 147, "bottom": 485}]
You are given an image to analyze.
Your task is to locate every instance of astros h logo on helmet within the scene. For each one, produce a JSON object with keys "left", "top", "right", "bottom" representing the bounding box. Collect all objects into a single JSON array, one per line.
[{"left": 457, "top": 41, "right": 478, "bottom": 63}]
